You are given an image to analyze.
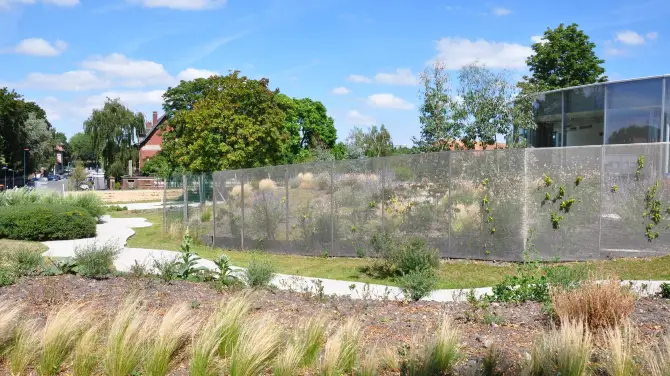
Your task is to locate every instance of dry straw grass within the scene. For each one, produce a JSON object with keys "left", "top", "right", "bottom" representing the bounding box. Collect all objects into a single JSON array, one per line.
[
  {"left": 298, "top": 173, "right": 314, "bottom": 189},
  {"left": 646, "top": 333, "right": 670, "bottom": 376},
  {"left": 103, "top": 298, "right": 154, "bottom": 376},
  {"left": 603, "top": 322, "right": 639, "bottom": 376},
  {"left": 143, "top": 303, "right": 196, "bottom": 376},
  {"left": 321, "top": 317, "right": 362, "bottom": 376},
  {"left": 38, "top": 304, "right": 92, "bottom": 376},
  {"left": 230, "top": 183, "right": 253, "bottom": 197},
  {"left": 9, "top": 320, "right": 41, "bottom": 376},
  {"left": 0, "top": 301, "right": 23, "bottom": 355},
  {"left": 258, "top": 178, "right": 277, "bottom": 191},
  {"left": 229, "top": 314, "right": 281, "bottom": 376},
  {"left": 72, "top": 325, "right": 102, "bottom": 376},
  {"left": 551, "top": 279, "right": 636, "bottom": 330},
  {"left": 523, "top": 319, "right": 592, "bottom": 376}
]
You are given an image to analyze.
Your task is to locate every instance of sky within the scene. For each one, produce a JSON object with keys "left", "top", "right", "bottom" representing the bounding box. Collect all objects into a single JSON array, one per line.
[{"left": 0, "top": 0, "right": 669, "bottom": 146}]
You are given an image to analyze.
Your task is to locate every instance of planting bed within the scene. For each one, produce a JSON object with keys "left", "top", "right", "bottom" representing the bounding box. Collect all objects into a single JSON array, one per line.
[{"left": 2, "top": 275, "right": 670, "bottom": 374}]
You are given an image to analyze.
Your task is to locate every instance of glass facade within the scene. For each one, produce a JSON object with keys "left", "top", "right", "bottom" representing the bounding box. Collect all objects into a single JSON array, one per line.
[{"left": 531, "top": 76, "right": 669, "bottom": 147}]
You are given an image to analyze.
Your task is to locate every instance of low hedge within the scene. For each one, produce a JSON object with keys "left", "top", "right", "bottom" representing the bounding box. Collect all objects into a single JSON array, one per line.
[{"left": 0, "top": 204, "right": 96, "bottom": 241}]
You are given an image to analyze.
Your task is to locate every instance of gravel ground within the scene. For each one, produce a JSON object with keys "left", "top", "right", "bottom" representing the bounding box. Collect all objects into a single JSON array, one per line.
[{"left": 1, "top": 275, "right": 669, "bottom": 375}]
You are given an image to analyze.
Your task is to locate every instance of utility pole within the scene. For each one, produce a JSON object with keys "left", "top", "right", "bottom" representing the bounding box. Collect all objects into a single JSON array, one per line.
[{"left": 23, "top": 148, "right": 29, "bottom": 186}]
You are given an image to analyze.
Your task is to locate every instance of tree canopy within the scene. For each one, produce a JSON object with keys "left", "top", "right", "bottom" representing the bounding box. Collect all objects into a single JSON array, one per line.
[
  {"left": 161, "top": 71, "right": 289, "bottom": 173},
  {"left": 525, "top": 23, "right": 607, "bottom": 90},
  {"left": 83, "top": 98, "right": 144, "bottom": 178},
  {"left": 70, "top": 132, "right": 96, "bottom": 163}
]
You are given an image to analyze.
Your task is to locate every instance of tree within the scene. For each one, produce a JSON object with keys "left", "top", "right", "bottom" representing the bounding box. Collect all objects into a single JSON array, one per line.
[
  {"left": 140, "top": 152, "right": 175, "bottom": 178},
  {"left": 70, "top": 132, "right": 96, "bottom": 163},
  {"left": 0, "top": 88, "right": 29, "bottom": 170},
  {"left": 276, "top": 94, "right": 337, "bottom": 161},
  {"left": 363, "top": 125, "right": 393, "bottom": 158},
  {"left": 83, "top": 98, "right": 144, "bottom": 179},
  {"left": 453, "top": 64, "right": 515, "bottom": 149},
  {"left": 162, "top": 77, "right": 215, "bottom": 119},
  {"left": 525, "top": 23, "right": 607, "bottom": 90},
  {"left": 414, "top": 61, "right": 460, "bottom": 152},
  {"left": 162, "top": 71, "right": 289, "bottom": 172},
  {"left": 24, "top": 113, "right": 55, "bottom": 170},
  {"left": 53, "top": 131, "right": 70, "bottom": 165}
]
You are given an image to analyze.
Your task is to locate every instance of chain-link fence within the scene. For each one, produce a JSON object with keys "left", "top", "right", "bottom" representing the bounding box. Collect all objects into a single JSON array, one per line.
[{"left": 164, "top": 143, "right": 670, "bottom": 261}]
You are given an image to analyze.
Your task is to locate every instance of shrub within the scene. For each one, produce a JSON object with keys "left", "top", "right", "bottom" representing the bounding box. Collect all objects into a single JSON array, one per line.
[
  {"left": 73, "top": 242, "right": 121, "bottom": 279},
  {"left": 0, "top": 189, "right": 105, "bottom": 220},
  {"left": 298, "top": 172, "right": 314, "bottom": 189},
  {"left": 230, "top": 183, "right": 253, "bottom": 197},
  {"left": 314, "top": 172, "right": 331, "bottom": 191},
  {"left": 152, "top": 257, "right": 180, "bottom": 283},
  {"left": 391, "top": 237, "right": 439, "bottom": 275},
  {"left": 258, "top": 178, "right": 277, "bottom": 191},
  {"left": 0, "top": 267, "right": 15, "bottom": 287},
  {"left": 551, "top": 279, "right": 636, "bottom": 330},
  {"left": 64, "top": 193, "right": 106, "bottom": 219},
  {"left": 659, "top": 282, "right": 670, "bottom": 299},
  {"left": 0, "top": 204, "right": 96, "bottom": 241},
  {"left": 248, "top": 191, "right": 285, "bottom": 241},
  {"left": 523, "top": 320, "right": 591, "bottom": 376},
  {"left": 244, "top": 259, "right": 276, "bottom": 288},
  {"left": 399, "top": 268, "right": 437, "bottom": 301},
  {"left": 8, "top": 247, "right": 43, "bottom": 277},
  {"left": 402, "top": 204, "right": 436, "bottom": 233},
  {"left": 107, "top": 205, "right": 129, "bottom": 212}
]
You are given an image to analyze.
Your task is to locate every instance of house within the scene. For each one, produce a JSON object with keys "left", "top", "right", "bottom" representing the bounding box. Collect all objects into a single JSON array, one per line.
[{"left": 138, "top": 111, "right": 167, "bottom": 169}]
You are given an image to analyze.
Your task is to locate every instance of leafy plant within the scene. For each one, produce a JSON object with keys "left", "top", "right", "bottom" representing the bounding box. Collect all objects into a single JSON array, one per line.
[
  {"left": 244, "top": 259, "right": 276, "bottom": 288},
  {"left": 177, "top": 228, "right": 205, "bottom": 279},
  {"left": 399, "top": 268, "right": 437, "bottom": 301},
  {"left": 659, "top": 282, "right": 670, "bottom": 299},
  {"left": 73, "top": 242, "right": 120, "bottom": 279},
  {"left": 213, "top": 254, "right": 241, "bottom": 287}
]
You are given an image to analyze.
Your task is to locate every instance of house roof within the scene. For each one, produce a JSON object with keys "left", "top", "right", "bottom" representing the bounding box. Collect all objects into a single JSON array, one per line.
[{"left": 138, "top": 114, "right": 167, "bottom": 148}]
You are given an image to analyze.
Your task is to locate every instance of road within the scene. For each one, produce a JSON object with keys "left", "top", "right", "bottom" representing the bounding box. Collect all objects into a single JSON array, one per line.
[{"left": 35, "top": 178, "right": 69, "bottom": 192}]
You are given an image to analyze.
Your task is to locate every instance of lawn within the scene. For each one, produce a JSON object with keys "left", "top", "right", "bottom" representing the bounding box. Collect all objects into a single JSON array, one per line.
[
  {"left": 111, "top": 210, "right": 670, "bottom": 289},
  {"left": 0, "top": 239, "right": 47, "bottom": 253}
]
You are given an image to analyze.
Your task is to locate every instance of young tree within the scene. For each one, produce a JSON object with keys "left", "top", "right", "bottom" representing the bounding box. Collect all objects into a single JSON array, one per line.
[
  {"left": 70, "top": 132, "right": 96, "bottom": 162},
  {"left": 414, "top": 61, "right": 460, "bottom": 152},
  {"left": 162, "top": 72, "right": 289, "bottom": 172},
  {"left": 24, "top": 113, "right": 55, "bottom": 170},
  {"left": 363, "top": 125, "right": 393, "bottom": 158},
  {"left": 525, "top": 23, "right": 607, "bottom": 89},
  {"left": 453, "top": 64, "right": 515, "bottom": 149},
  {"left": 83, "top": 98, "right": 143, "bottom": 178}
]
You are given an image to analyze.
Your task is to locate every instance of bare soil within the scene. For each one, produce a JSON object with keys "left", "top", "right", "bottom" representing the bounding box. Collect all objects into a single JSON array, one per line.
[{"left": 1, "top": 275, "right": 670, "bottom": 375}]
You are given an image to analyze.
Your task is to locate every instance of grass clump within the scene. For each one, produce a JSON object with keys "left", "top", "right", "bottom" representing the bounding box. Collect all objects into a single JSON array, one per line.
[
  {"left": 9, "top": 320, "right": 41, "bottom": 376},
  {"left": 551, "top": 279, "right": 636, "bottom": 330},
  {"left": 72, "top": 325, "right": 101, "bottom": 376},
  {"left": 190, "top": 312, "right": 227, "bottom": 376},
  {"left": 244, "top": 259, "right": 276, "bottom": 288},
  {"left": 321, "top": 317, "right": 362, "bottom": 376},
  {"left": 143, "top": 303, "right": 196, "bottom": 376},
  {"left": 274, "top": 341, "right": 304, "bottom": 376},
  {"left": 0, "top": 302, "right": 23, "bottom": 355},
  {"left": 217, "top": 294, "right": 252, "bottom": 357},
  {"left": 73, "top": 241, "right": 121, "bottom": 279},
  {"left": 603, "top": 323, "right": 639, "bottom": 376},
  {"left": 645, "top": 333, "right": 670, "bottom": 376},
  {"left": 8, "top": 247, "right": 43, "bottom": 277},
  {"left": 401, "top": 316, "right": 460, "bottom": 375},
  {"left": 103, "top": 298, "right": 153, "bottom": 376},
  {"left": 37, "top": 304, "right": 91, "bottom": 376},
  {"left": 229, "top": 315, "right": 281, "bottom": 376},
  {"left": 523, "top": 319, "right": 592, "bottom": 376}
]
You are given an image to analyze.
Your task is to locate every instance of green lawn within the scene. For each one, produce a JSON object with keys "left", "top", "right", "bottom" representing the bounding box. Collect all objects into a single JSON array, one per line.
[
  {"left": 0, "top": 239, "right": 48, "bottom": 253},
  {"left": 111, "top": 210, "right": 670, "bottom": 289}
]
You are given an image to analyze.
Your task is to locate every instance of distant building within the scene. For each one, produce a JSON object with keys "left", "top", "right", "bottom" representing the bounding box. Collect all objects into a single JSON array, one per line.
[{"left": 138, "top": 111, "right": 166, "bottom": 169}]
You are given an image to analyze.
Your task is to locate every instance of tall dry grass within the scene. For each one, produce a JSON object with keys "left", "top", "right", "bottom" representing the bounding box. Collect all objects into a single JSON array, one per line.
[
  {"left": 273, "top": 341, "right": 304, "bottom": 376},
  {"left": 523, "top": 319, "right": 592, "bottom": 376},
  {"left": 551, "top": 279, "right": 636, "bottom": 330},
  {"left": 0, "top": 301, "right": 23, "bottom": 355},
  {"left": 103, "top": 298, "right": 154, "bottom": 376},
  {"left": 216, "top": 294, "right": 251, "bottom": 358},
  {"left": 258, "top": 179, "right": 277, "bottom": 191},
  {"left": 295, "top": 315, "right": 328, "bottom": 367},
  {"left": 401, "top": 315, "right": 460, "bottom": 375},
  {"left": 8, "top": 320, "right": 41, "bottom": 376},
  {"left": 143, "top": 303, "right": 196, "bottom": 376},
  {"left": 603, "top": 323, "right": 639, "bottom": 376},
  {"left": 229, "top": 315, "right": 281, "bottom": 376},
  {"left": 646, "top": 333, "right": 670, "bottom": 376},
  {"left": 37, "top": 304, "right": 92, "bottom": 376},
  {"left": 72, "top": 325, "right": 102, "bottom": 376},
  {"left": 190, "top": 314, "right": 224, "bottom": 376},
  {"left": 359, "top": 346, "right": 381, "bottom": 376},
  {"left": 321, "top": 317, "right": 362, "bottom": 376}
]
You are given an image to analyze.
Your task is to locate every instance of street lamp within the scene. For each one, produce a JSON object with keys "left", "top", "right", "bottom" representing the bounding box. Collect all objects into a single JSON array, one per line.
[{"left": 23, "top": 148, "right": 29, "bottom": 187}]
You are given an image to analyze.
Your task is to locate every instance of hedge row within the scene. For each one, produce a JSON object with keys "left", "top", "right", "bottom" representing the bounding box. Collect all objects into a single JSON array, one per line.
[{"left": 0, "top": 204, "right": 97, "bottom": 241}]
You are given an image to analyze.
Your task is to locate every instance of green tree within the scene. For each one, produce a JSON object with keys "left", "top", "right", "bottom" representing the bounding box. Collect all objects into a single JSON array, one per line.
[
  {"left": 0, "top": 88, "right": 29, "bottom": 170},
  {"left": 83, "top": 98, "right": 143, "bottom": 179},
  {"left": 525, "top": 23, "right": 607, "bottom": 90},
  {"left": 414, "top": 62, "right": 460, "bottom": 152},
  {"left": 162, "top": 71, "right": 289, "bottom": 172},
  {"left": 276, "top": 94, "right": 337, "bottom": 161},
  {"left": 70, "top": 132, "right": 96, "bottom": 162},
  {"left": 24, "top": 113, "right": 55, "bottom": 170},
  {"left": 140, "top": 152, "right": 175, "bottom": 178},
  {"left": 162, "top": 77, "right": 215, "bottom": 119},
  {"left": 363, "top": 125, "right": 393, "bottom": 157}
]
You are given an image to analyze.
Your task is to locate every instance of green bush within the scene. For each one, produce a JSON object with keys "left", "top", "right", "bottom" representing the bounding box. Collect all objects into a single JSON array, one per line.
[
  {"left": 399, "top": 268, "right": 436, "bottom": 301},
  {"left": 390, "top": 237, "right": 439, "bottom": 275},
  {"left": 0, "top": 189, "right": 105, "bottom": 220},
  {"left": 244, "top": 259, "right": 276, "bottom": 288},
  {"left": 0, "top": 204, "right": 96, "bottom": 241},
  {"left": 0, "top": 267, "right": 14, "bottom": 287},
  {"left": 64, "top": 194, "right": 106, "bottom": 219},
  {"left": 73, "top": 242, "right": 120, "bottom": 279},
  {"left": 393, "top": 165, "right": 415, "bottom": 182},
  {"left": 659, "top": 282, "right": 670, "bottom": 299},
  {"left": 8, "top": 248, "right": 43, "bottom": 277}
]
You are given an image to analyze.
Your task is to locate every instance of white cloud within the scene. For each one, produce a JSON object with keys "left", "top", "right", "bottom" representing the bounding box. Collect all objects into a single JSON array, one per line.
[
  {"left": 615, "top": 30, "right": 646, "bottom": 45},
  {"left": 346, "top": 110, "right": 377, "bottom": 126},
  {"left": 331, "top": 87, "right": 350, "bottom": 95},
  {"left": 10, "top": 38, "right": 67, "bottom": 56},
  {"left": 87, "top": 90, "right": 165, "bottom": 108},
  {"left": 374, "top": 68, "right": 418, "bottom": 86},
  {"left": 346, "top": 74, "right": 372, "bottom": 83},
  {"left": 176, "top": 68, "right": 218, "bottom": 81},
  {"left": 128, "top": 0, "right": 225, "bottom": 10},
  {"left": 81, "top": 53, "right": 171, "bottom": 82},
  {"left": 367, "top": 93, "right": 413, "bottom": 110},
  {"left": 646, "top": 31, "right": 659, "bottom": 40},
  {"left": 18, "top": 70, "right": 110, "bottom": 91},
  {"left": 530, "top": 35, "right": 547, "bottom": 44},
  {"left": 604, "top": 41, "right": 626, "bottom": 57},
  {"left": 492, "top": 7, "right": 511, "bottom": 16},
  {"left": 0, "top": 0, "right": 78, "bottom": 8},
  {"left": 42, "top": 0, "right": 78, "bottom": 5},
  {"left": 431, "top": 37, "right": 532, "bottom": 70}
]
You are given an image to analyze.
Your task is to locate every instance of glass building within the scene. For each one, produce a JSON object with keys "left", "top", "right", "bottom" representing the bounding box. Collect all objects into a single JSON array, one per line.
[{"left": 528, "top": 75, "right": 670, "bottom": 147}]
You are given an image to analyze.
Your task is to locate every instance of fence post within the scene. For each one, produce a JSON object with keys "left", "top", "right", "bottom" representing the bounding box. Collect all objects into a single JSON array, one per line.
[
  {"left": 200, "top": 173, "right": 205, "bottom": 209},
  {"left": 598, "top": 145, "right": 605, "bottom": 255},
  {"left": 162, "top": 176, "right": 167, "bottom": 235},
  {"left": 381, "top": 158, "right": 385, "bottom": 232},
  {"left": 330, "top": 161, "right": 335, "bottom": 255},
  {"left": 183, "top": 174, "right": 188, "bottom": 231},
  {"left": 447, "top": 152, "right": 452, "bottom": 258},
  {"left": 212, "top": 173, "right": 217, "bottom": 246},
  {"left": 240, "top": 174, "right": 245, "bottom": 250},
  {"left": 285, "top": 167, "right": 289, "bottom": 244}
]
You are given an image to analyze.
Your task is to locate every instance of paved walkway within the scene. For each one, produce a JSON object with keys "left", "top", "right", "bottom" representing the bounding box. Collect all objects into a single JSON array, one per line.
[{"left": 40, "top": 216, "right": 669, "bottom": 302}]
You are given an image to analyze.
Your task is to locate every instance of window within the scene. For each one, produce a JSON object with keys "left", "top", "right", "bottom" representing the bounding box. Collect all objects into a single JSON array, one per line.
[
  {"left": 605, "top": 78, "right": 663, "bottom": 144},
  {"left": 532, "top": 92, "right": 563, "bottom": 147},
  {"left": 565, "top": 86, "right": 605, "bottom": 146}
]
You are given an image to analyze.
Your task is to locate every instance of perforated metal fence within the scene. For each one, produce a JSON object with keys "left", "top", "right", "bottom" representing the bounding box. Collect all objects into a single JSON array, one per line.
[{"left": 164, "top": 143, "right": 670, "bottom": 261}]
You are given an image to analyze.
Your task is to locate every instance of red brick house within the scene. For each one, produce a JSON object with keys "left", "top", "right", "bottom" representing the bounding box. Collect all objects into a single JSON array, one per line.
[{"left": 138, "top": 111, "right": 167, "bottom": 169}]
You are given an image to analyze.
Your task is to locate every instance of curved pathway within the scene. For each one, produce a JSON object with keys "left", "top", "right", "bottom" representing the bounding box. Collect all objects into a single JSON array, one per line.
[{"left": 40, "top": 216, "right": 669, "bottom": 302}]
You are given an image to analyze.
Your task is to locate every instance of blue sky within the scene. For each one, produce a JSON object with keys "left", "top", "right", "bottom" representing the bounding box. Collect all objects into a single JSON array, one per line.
[{"left": 0, "top": 0, "right": 668, "bottom": 146}]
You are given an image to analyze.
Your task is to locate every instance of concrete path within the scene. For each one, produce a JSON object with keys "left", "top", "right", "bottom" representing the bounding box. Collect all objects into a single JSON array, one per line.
[{"left": 40, "top": 216, "right": 670, "bottom": 302}]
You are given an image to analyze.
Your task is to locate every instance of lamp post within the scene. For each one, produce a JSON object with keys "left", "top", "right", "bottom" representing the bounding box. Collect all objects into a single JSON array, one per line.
[
  {"left": 2, "top": 166, "right": 6, "bottom": 190},
  {"left": 23, "top": 148, "right": 29, "bottom": 187}
]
